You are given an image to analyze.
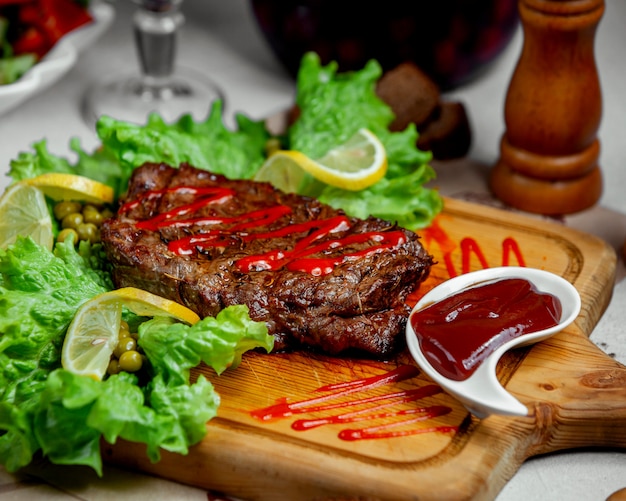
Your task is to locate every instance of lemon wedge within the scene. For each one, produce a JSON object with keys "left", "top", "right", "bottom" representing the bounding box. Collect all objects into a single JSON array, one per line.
[
  {"left": 0, "top": 183, "right": 54, "bottom": 250},
  {"left": 62, "top": 287, "right": 200, "bottom": 380},
  {"left": 255, "top": 128, "right": 387, "bottom": 192},
  {"left": 22, "top": 173, "right": 114, "bottom": 205}
]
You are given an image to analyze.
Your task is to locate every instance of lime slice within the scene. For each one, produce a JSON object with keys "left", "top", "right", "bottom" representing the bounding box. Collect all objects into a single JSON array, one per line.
[
  {"left": 62, "top": 287, "right": 200, "bottom": 380},
  {"left": 0, "top": 183, "right": 54, "bottom": 250},
  {"left": 255, "top": 128, "right": 387, "bottom": 192},
  {"left": 22, "top": 173, "right": 114, "bottom": 205}
]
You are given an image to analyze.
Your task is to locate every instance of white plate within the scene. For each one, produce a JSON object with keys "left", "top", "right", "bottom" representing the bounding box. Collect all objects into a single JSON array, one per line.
[{"left": 0, "top": 2, "right": 115, "bottom": 116}]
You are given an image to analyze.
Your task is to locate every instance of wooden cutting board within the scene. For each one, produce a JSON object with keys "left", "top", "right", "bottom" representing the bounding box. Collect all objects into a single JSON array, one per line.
[{"left": 104, "top": 196, "right": 625, "bottom": 501}]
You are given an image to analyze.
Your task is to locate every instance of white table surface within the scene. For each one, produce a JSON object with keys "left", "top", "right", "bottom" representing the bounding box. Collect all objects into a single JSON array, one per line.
[{"left": 1, "top": 1, "right": 625, "bottom": 499}]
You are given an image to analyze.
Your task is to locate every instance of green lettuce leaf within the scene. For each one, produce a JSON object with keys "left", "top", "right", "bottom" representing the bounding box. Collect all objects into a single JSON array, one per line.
[
  {"left": 0, "top": 238, "right": 112, "bottom": 404},
  {"left": 0, "top": 17, "right": 37, "bottom": 85},
  {"left": 286, "top": 52, "right": 442, "bottom": 229},
  {"left": 33, "top": 370, "right": 104, "bottom": 472},
  {"left": 8, "top": 139, "right": 125, "bottom": 198},
  {"left": 0, "top": 400, "right": 39, "bottom": 472},
  {"left": 7, "top": 103, "right": 270, "bottom": 200},
  {"left": 9, "top": 140, "right": 77, "bottom": 181},
  {"left": 290, "top": 53, "right": 395, "bottom": 158},
  {"left": 0, "top": 237, "right": 270, "bottom": 475},
  {"left": 0, "top": 53, "right": 36, "bottom": 85},
  {"left": 96, "top": 101, "right": 270, "bottom": 182},
  {"left": 138, "top": 307, "right": 274, "bottom": 386},
  {"left": 146, "top": 374, "right": 219, "bottom": 453},
  {"left": 27, "top": 369, "right": 218, "bottom": 474},
  {"left": 319, "top": 164, "right": 443, "bottom": 230},
  {"left": 0, "top": 238, "right": 113, "bottom": 472}
]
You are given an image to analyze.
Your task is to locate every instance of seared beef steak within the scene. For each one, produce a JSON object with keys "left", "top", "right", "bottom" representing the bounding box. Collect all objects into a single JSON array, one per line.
[{"left": 101, "top": 163, "right": 434, "bottom": 356}]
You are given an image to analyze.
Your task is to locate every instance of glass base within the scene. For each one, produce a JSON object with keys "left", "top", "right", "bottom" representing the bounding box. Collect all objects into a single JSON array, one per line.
[{"left": 81, "top": 66, "right": 224, "bottom": 128}]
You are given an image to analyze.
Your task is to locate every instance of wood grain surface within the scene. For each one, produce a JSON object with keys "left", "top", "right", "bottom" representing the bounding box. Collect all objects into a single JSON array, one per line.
[{"left": 104, "top": 197, "right": 623, "bottom": 501}]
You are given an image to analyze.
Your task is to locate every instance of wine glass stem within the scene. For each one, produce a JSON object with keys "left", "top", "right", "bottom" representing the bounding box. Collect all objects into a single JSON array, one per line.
[{"left": 134, "top": 3, "right": 184, "bottom": 82}]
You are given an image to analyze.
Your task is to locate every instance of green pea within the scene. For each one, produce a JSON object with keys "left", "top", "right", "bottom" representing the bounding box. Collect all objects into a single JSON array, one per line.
[
  {"left": 114, "top": 337, "right": 137, "bottom": 359},
  {"left": 83, "top": 205, "right": 104, "bottom": 225},
  {"left": 76, "top": 223, "right": 100, "bottom": 243},
  {"left": 118, "top": 329, "right": 132, "bottom": 340},
  {"left": 54, "top": 201, "right": 82, "bottom": 221},
  {"left": 57, "top": 228, "right": 78, "bottom": 244},
  {"left": 61, "top": 212, "right": 84, "bottom": 230},
  {"left": 101, "top": 208, "right": 114, "bottom": 220},
  {"left": 118, "top": 350, "right": 143, "bottom": 372},
  {"left": 107, "top": 359, "right": 121, "bottom": 375}
]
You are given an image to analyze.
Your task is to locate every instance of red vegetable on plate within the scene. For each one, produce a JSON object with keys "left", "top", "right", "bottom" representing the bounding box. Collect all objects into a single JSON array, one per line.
[{"left": 0, "top": 0, "right": 92, "bottom": 83}]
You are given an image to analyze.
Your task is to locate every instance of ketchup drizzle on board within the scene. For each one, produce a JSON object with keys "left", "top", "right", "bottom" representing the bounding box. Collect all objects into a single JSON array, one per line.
[
  {"left": 249, "top": 365, "right": 458, "bottom": 441},
  {"left": 419, "top": 219, "right": 527, "bottom": 279},
  {"left": 410, "top": 277, "right": 562, "bottom": 381},
  {"left": 121, "top": 185, "right": 407, "bottom": 276}
]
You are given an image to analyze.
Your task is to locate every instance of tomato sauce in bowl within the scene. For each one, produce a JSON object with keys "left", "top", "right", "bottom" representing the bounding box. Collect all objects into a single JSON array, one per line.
[
  {"left": 405, "top": 267, "right": 581, "bottom": 418},
  {"left": 410, "top": 277, "right": 562, "bottom": 381}
]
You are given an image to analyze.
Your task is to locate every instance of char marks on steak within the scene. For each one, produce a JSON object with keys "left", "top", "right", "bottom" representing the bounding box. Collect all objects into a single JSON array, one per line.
[{"left": 101, "top": 163, "right": 434, "bottom": 357}]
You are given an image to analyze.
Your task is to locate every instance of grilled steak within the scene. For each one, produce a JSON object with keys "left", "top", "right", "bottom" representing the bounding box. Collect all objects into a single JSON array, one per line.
[{"left": 101, "top": 162, "right": 434, "bottom": 356}]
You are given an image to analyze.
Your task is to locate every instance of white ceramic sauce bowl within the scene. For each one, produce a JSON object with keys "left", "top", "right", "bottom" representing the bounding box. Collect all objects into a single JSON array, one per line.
[{"left": 406, "top": 266, "right": 581, "bottom": 418}]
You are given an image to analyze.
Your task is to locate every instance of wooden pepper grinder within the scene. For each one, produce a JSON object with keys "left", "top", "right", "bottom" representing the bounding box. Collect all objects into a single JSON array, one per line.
[{"left": 490, "top": 0, "right": 604, "bottom": 215}]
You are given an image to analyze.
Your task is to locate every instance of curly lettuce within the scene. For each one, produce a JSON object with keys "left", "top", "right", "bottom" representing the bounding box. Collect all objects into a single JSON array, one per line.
[
  {"left": 0, "top": 238, "right": 273, "bottom": 475},
  {"left": 96, "top": 101, "right": 270, "bottom": 183},
  {"left": 8, "top": 101, "right": 270, "bottom": 199}
]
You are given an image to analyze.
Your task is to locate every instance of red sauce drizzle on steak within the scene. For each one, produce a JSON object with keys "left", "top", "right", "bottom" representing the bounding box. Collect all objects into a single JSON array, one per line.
[{"left": 101, "top": 163, "right": 434, "bottom": 356}]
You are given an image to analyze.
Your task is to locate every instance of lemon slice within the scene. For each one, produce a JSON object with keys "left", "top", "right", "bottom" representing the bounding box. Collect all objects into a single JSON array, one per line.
[
  {"left": 255, "top": 128, "right": 387, "bottom": 192},
  {"left": 0, "top": 183, "right": 54, "bottom": 250},
  {"left": 22, "top": 173, "right": 114, "bottom": 205},
  {"left": 62, "top": 287, "right": 200, "bottom": 380},
  {"left": 107, "top": 287, "right": 201, "bottom": 324},
  {"left": 62, "top": 299, "right": 123, "bottom": 381},
  {"left": 253, "top": 151, "right": 311, "bottom": 194}
]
